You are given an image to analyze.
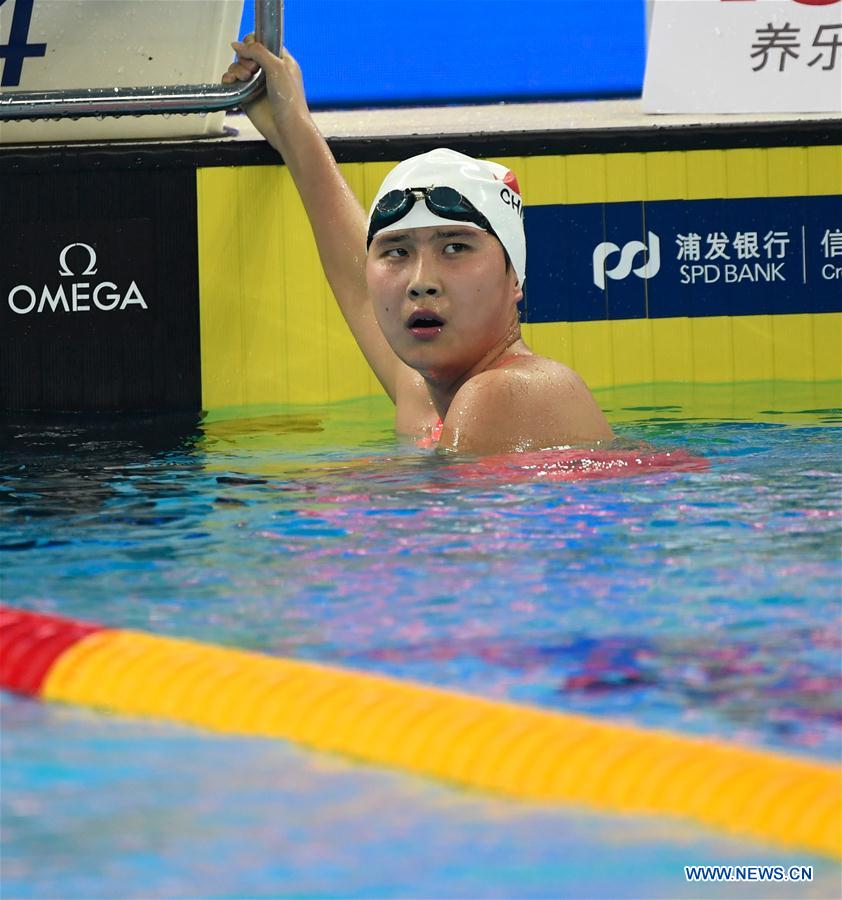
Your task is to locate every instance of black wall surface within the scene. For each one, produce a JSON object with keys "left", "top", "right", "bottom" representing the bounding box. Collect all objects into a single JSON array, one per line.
[{"left": 0, "top": 166, "right": 200, "bottom": 411}]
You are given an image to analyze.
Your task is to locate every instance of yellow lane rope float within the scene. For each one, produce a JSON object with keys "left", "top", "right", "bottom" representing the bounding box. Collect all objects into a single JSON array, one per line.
[{"left": 1, "top": 605, "right": 839, "bottom": 858}]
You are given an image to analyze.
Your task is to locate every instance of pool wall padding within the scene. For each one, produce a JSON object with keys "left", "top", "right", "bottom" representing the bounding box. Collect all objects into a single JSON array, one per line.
[
  {"left": 2, "top": 604, "right": 840, "bottom": 859},
  {"left": 1, "top": 126, "right": 840, "bottom": 412},
  {"left": 197, "top": 145, "right": 842, "bottom": 409}
]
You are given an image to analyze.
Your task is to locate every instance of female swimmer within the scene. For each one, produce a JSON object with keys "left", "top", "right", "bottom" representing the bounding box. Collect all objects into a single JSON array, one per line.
[{"left": 223, "top": 39, "right": 613, "bottom": 455}]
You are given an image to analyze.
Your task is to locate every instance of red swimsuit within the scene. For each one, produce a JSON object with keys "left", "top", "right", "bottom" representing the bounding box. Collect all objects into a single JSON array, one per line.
[{"left": 417, "top": 417, "right": 444, "bottom": 449}]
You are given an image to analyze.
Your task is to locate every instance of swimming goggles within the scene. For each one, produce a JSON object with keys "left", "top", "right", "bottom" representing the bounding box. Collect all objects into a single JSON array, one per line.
[{"left": 366, "top": 186, "right": 497, "bottom": 249}]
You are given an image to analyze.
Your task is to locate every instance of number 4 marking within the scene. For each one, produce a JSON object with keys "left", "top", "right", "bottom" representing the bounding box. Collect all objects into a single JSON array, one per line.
[{"left": 0, "top": 0, "right": 47, "bottom": 87}]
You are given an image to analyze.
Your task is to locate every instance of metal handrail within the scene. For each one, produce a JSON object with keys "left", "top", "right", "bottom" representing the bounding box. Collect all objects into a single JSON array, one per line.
[{"left": 0, "top": 0, "right": 282, "bottom": 121}]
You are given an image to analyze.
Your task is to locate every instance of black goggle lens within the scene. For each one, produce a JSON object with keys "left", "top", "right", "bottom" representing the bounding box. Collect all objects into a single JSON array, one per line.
[
  {"left": 375, "top": 189, "right": 412, "bottom": 218},
  {"left": 426, "top": 186, "right": 463, "bottom": 215}
]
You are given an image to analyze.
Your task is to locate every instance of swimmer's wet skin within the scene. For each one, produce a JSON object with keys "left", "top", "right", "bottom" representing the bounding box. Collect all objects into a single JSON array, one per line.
[{"left": 224, "top": 41, "right": 614, "bottom": 456}]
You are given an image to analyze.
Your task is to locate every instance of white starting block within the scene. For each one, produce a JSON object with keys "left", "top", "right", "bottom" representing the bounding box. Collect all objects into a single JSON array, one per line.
[{"left": 0, "top": 0, "right": 244, "bottom": 143}]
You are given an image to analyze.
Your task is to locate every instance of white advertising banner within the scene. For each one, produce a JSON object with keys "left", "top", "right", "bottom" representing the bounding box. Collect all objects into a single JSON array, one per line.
[{"left": 643, "top": 0, "right": 842, "bottom": 113}]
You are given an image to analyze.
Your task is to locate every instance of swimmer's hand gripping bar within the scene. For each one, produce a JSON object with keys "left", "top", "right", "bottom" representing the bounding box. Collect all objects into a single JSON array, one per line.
[{"left": 0, "top": 0, "right": 281, "bottom": 121}]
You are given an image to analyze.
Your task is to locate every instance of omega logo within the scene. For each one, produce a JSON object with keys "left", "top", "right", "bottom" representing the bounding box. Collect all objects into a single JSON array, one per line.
[
  {"left": 58, "top": 242, "right": 98, "bottom": 277},
  {"left": 7, "top": 241, "right": 149, "bottom": 315}
]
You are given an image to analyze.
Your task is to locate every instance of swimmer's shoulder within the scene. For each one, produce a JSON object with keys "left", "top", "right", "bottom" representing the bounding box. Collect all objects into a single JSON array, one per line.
[{"left": 441, "top": 353, "right": 613, "bottom": 454}]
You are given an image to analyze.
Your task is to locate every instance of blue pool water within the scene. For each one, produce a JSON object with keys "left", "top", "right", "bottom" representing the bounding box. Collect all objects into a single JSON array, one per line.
[{"left": 1, "top": 382, "right": 840, "bottom": 898}]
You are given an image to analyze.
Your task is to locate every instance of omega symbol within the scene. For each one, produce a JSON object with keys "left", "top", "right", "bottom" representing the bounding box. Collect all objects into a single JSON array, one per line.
[{"left": 58, "top": 243, "right": 98, "bottom": 277}]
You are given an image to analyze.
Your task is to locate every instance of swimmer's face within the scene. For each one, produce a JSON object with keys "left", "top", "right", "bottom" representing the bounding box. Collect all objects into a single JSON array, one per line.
[{"left": 366, "top": 225, "right": 523, "bottom": 379}]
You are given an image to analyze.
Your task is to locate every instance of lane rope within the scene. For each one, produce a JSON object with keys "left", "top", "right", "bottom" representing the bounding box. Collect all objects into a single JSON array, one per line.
[{"left": 1, "top": 604, "right": 839, "bottom": 858}]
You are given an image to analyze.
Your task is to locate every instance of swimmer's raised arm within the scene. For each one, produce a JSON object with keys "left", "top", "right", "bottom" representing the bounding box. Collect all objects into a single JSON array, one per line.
[{"left": 223, "top": 39, "right": 402, "bottom": 400}]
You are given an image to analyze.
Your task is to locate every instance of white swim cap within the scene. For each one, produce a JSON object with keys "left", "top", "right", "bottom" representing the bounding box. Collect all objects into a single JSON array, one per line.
[{"left": 368, "top": 148, "right": 526, "bottom": 286}]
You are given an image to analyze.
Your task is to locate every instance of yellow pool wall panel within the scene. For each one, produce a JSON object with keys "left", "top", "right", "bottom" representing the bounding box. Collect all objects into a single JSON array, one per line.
[
  {"left": 197, "top": 164, "right": 381, "bottom": 409},
  {"left": 197, "top": 145, "right": 841, "bottom": 408}
]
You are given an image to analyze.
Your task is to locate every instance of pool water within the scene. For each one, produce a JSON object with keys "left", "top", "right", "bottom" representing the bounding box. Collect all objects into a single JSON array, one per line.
[{"left": 1, "top": 381, "right": 840, "bottom": 898}]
